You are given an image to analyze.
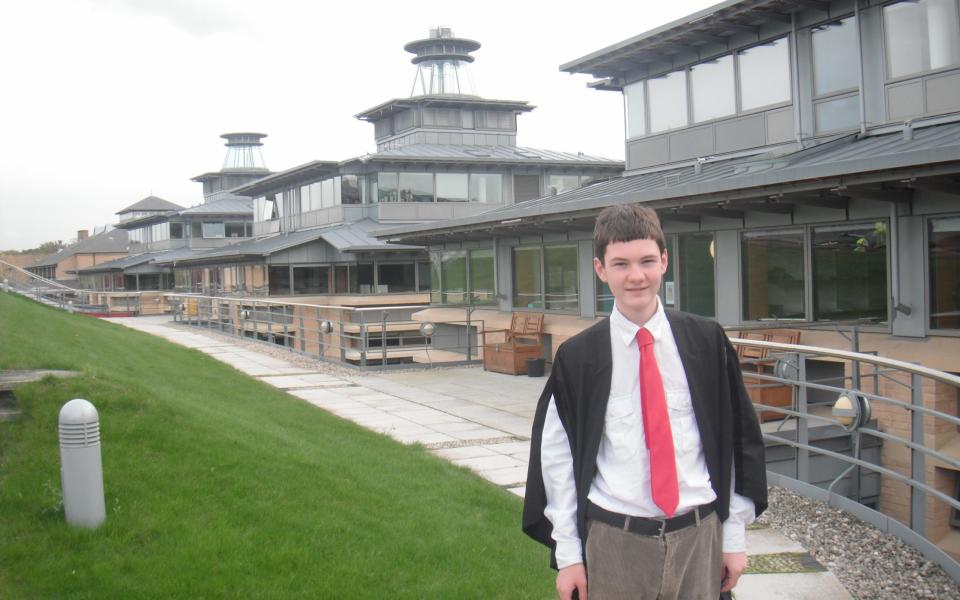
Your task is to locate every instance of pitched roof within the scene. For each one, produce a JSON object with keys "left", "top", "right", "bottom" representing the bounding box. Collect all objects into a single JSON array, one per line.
[
  {"left": 178, "top": 197, "right": 253, "bottom": 216},
  {"left": 31, "top": 228, "right": 129, "bottom": 267},
  {"left": 116, "top": 196, "right": 184, "bottom": 214}
]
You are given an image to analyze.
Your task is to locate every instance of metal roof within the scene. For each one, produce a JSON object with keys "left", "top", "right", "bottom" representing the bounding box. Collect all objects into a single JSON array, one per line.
[
  {"left": 366, "top": 144, "right": 622, "bottom": 166},
  {"left": 178, "top": 197, "right": 253, "bottom": 216},
  {"left": 377, "top": 120, "right": 960, "bottom": 244},
  {"left": 561, "top": 0, "right": 816, "bottom": 80},
  {"left": 76, "top": 247, "right": 200, "bottom": 273},
  {"left": 355, "top": 96, "right": 534, "bottom": 121},
  {"left": 116, "top": 196, "right": 184, "bottom": 214},
  {"left": 31, "top": 229, "right": 130, "bottom": 267},
  {"left": 231, "top": 161, "right": 341, "bottom": 196},
  {"left": 156, "top": 219, "right": 421, "bottom": 266}
]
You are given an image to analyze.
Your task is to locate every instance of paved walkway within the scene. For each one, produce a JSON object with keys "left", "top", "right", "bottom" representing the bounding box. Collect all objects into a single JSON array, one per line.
[{"left": 106, "top": 315, "right": 852, "bottom": 600}]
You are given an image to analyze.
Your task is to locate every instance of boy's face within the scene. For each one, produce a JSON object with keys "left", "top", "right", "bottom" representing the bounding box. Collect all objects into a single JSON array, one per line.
[{"left": 594, "top": 238, "right": 667, "bottom": 325}]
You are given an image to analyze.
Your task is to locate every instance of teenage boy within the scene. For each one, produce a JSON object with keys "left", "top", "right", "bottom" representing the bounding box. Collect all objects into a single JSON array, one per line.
[{"left": 523, "top": 204, "right": 767, "bottom": 600}]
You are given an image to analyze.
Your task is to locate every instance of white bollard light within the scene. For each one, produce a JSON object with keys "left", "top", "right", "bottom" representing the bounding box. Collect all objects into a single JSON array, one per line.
[
  {"left": 2, "top": 278, "right": 8, "bottom": 292},
  {"left": 59, "top": 399, "right": 105, "bottom": 529}
]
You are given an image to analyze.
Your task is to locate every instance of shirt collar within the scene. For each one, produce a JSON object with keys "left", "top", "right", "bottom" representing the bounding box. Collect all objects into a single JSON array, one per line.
[{"left": 610, "top": 298, "right": 666, "bottom": 348}]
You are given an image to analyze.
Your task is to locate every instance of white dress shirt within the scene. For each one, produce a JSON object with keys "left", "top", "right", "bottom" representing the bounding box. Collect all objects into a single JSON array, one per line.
[{"left": 541, "top": 299, "right": 756, "bottom": 568}]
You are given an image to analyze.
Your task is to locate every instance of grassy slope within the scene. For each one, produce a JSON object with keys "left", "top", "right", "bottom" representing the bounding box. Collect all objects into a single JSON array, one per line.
[{"left": 0, "top": 293, "right": 553, "bottom": 599}]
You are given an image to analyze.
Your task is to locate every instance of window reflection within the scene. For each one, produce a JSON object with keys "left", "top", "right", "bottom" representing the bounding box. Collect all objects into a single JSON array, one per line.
[
  {"left": 648, "top": 70, "right": 688, "bottom": 133},
  {"left": 691, "top": 55, "right": 735, "bottom": 122},
  {"left": 513, "top": 247, "right": 543, "bottom": 309},
  {"left": 624, "top": 80, "right": 646, "bottom": 138},
  {"left": 742, "top": 230, "right": 805, "bottom": 320},
  {"left": 929, "top": 216, "right": 960, "bottom": 330},
  {"left": 815, "top": 95, "right": 860, "bottom": 132},
  {"left": 884, "top": 0, "right": 960, "bottom": 78},
  {"left": 398, "top": 172, "right": 433, "bottom": 202},
  {"left": 678, "top": 233, "right": 715, "bottom": 318},
  {"left": 547, "top": 175, "right": 580, "bottom": 196},
  {"left": 436, "top": 173, "right": 468, "bottom": 202},
  {"left": 544, "top": 245, "right": 579, "bottom": 312},
  {"left": 812, "top": 222, "right": 888, "bottom": 322},
  {"left": 739, "top": 38, "right": 791, "bottom": 111},
  {"left": 470, "top": 174, "right": 502, "bottom": 203},
  {"left": 812, "top": 17, "right": 859, "bottom": 95}
]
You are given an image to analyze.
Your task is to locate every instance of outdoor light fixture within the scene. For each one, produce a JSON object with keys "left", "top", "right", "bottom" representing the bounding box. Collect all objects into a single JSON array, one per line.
[
  {"left": 67, "top": 300, "right": 74, "bottom": 314},
  {"left": 320, "top": 320, "right": 334, "bottom": 334},
  {"left": 240, "top": 309, "right": 250, "bottom": 320},
  {"left": 832, "top": 391, "right": 872, "bottom": 431},
  {"left": 419, "top": 322, "right": 436, "bottom": 337}
]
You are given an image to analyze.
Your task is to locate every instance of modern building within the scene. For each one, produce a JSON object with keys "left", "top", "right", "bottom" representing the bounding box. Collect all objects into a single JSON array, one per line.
[
  {"left": 27, "top": 227, "right": 129, "bottom": 285},
  {"left": 76, "top": 134, "right": 268, "bottom": 293},
  {"left": 378, "top": 0, "right": 960, "bottom": 557},
  {"left": 164, "top": 27, "right": 623, "bottom": 298}
]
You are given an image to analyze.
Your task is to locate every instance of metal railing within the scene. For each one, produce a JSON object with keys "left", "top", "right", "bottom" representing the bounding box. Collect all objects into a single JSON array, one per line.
[
  {"left": 730, "top": 334, "right": 960, "bottom": 581},
  {"left": 168, "top": 293, "right": 482, "bottom": 371}
]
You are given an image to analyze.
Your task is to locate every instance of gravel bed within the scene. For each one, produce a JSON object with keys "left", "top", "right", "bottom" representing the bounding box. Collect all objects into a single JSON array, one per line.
[{"left": 757, "top": 485, "right": 960, "bottom": 599}]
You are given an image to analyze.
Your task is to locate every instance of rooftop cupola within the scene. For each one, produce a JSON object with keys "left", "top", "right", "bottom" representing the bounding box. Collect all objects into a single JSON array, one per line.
[
  {"left": 405, "top": 27, "right": 480, "bottom": 96},
  {"left": 221, "top": 132, "right": 268, "bottom": 171}
]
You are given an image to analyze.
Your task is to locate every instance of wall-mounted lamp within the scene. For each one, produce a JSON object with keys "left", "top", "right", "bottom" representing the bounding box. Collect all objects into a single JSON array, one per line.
[
  {"left": 419, "top": 322, "right": 436, "bottom": 338},
  {"left": 895, "top": 303, "right": 912, "bottom": 316},
  {"left": 832, "top": 391, "right": 872, "bottom": 431},
  {"left": 320, "top": 320, "right": 334, "bottom": 334}
]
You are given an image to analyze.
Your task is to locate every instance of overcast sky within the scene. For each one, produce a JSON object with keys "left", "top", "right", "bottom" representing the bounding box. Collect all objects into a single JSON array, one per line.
[{"left": 0, "top": 0, "right": 716, "bottom": 250}]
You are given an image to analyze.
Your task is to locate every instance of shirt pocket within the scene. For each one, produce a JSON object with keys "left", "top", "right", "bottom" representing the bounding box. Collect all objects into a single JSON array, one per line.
[
  {"left": 604, "top": 394, "right": 642, "bottom": 460},
  {"left": 665, "top": 389, "right": 700, "bottom": 453}
]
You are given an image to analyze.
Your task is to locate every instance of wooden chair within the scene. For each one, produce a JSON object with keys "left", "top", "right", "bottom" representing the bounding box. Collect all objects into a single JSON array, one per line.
[
  {"left": 482, "top": 312, "right": 545, "bottom": 375},
  {"left": 743, "top": 329, "right": 801, "bottom": 422}
]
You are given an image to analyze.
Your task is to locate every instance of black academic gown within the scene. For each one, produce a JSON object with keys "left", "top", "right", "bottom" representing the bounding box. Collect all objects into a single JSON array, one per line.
[{"left": 522, "top": 310, "right": 768, "bottom": 569}]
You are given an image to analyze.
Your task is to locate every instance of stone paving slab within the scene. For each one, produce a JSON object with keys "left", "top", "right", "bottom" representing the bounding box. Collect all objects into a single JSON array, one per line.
[{"left": 733, "top": 572, "right": 853, "bottom": 599}]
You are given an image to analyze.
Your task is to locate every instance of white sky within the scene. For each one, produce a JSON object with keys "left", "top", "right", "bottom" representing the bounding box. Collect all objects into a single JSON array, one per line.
[{"left": 0, "top": 0, "right": 717, "bottom": 250}]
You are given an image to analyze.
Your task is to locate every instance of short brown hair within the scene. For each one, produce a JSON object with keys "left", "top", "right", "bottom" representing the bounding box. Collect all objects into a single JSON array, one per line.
[{"left": 593, "top": 204, "right": 665, "bottom": 262}]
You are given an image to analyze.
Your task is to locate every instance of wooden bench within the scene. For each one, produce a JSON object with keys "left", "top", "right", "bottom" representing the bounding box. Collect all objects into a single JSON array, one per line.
[
  {"left": 739, "top": 329, "right": 801, "bottom": 422},
  {"left": 481, "top": 312, "right": 545, "bottom": 375}
]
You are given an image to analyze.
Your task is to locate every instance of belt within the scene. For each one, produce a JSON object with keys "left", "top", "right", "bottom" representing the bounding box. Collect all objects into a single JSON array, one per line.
[{"left": 587, "top": 502, "right": 715, "bottom": 538}]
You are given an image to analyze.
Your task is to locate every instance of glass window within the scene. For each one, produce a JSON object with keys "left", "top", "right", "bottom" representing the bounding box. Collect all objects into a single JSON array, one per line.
[
  {"left": 202, "top": 222, "right": 225, "bottom": 239},
  {"left": 293, "top": 266, "right": 329, "bottom": 294},
  {"left": 513, "top": 247, "right": 543, "bottom": 309},
  {"left": 469, "top": 174, "right": 502, "bottom": 203},
  {"left": 812, "top": 222, "right": 888, "bottom": 322},
  {"left": 398, "top": 172, "right": 433, "bottom": 202},
  {"left": 170, "top": 222, "right": 184, "bottom": 239},
  {"left": 470, "top": 249, "right": 495, "bottom": 304},
  {"left": 930, "top": 216, "right": 960, "bottom": 329},
  {"left": 441, "top": 251, "right": 467, "bottom": 304},
  {"left": 678, "top": 233, "right": 715, "bottom": 317},
  {"left": 268, "top": 265, "right": 291, "bottom": 295},
  {"left": 739, "top": 37, "right": 792, "bottom": 111},
  {"left": 624, "top": 80, "right": 647, "bottom": 138},
  {"left": 547, "top": 175, "right": 581, "bottom": 196},
  {"left": 648, "top": 70, "right": 688, "bottom": 133},
  {"left": 884, "top": 0, "right": 960, "bottom": 78},
  {"left": 417, "top": 261, "right": 431, "bottom": 293},
  {"left": 341, "top": 175, "right": 361, "bottom": 205},
  {"left": 378, "top": 173, "right": 398, "bottom": 203},
  {"left": 596, "top": 277, "right": 614, "bottom": 314},
  {"left": 351, "top": 263, "right": 374, "bottom": 293},
  {"left": 815, "top": 95, "right": 860, "bottom": 132},
  {"left": 662, "top": 236, "right": 676, "bottom": 308},
  {"left": 812, "top": 17, "right": 859, "bottom": 95},
  {"left": 691, "top": 55, "right": 735, "bottom": 122},
  {"left": 742, "top": 230, "right": 805, "bottom": 320},
  {"left": 436, "top": 173, "right": 468, "bottom": 202},
  {"left": 430, "top": 253, "right": 442, "bottom": 304},
  {"left": 320, "top": 178, "right": 335, "bottom": 208},
  {"left": 377, "top": 263, "right": 415, "bottom": 293},
  {"left": 225, "top": 223, "right": 247, "bottom": 238},
  {"left": 544, "top": 245, "right": 579, "bottom": 312}
]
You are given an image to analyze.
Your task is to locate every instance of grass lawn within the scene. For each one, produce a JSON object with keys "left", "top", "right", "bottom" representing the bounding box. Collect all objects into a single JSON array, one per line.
[{"left": 0, "top": 292, "right": 554, "bottom": 599}]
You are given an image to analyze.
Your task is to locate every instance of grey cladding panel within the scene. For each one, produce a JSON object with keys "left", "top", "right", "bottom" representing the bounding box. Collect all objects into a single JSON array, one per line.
[
  {"left": 669, "top": 126, "right": 714, "bottom": 161},
  {"left": 886, "top": 80, "right": 924, "bottom": 122},
  {"left": 627, "top": 136, "right": 669, "bottom": 170},
  {"left": 925, "top": 72, "right": 960, "bottom": 115},
  {"left": 766, "top": 107, "right": 794, "bottom": 144},
  {"left": 715, "top": 114, "right": 765, "bottom": 154}
]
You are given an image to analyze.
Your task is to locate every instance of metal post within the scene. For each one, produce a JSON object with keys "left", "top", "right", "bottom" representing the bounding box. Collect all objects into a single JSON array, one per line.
[
  {"left": 282, "top": 305, "right": 290, "bottom": 348},
  {"left": 381, "top": 311, "right": 388, "bottom": 368},
  {"left": 910, "top": 372, "right": 926, "bottom": 535},
  {"left": 797, "top": 353, "right": 809, "bottom": 483},
  {"left": 850, "top": 328, "right": 863, "bottom": 503},
  {"left": 339, "top": 308, "right": 347, "bottom": 362},
  {"left": 299, "top": 309, "right": 305, "bottom": 353},
  {"left": 360, "top": 321, "right": 367, "bottom": 369},
  {"left": 465, "top": 306, "right": 472, "bottom": 361}
]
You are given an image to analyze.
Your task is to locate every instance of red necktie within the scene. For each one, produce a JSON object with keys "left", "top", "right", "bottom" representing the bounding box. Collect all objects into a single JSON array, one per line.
[{"left": 637, "top": 327, "right": 679, "bottom": 517}]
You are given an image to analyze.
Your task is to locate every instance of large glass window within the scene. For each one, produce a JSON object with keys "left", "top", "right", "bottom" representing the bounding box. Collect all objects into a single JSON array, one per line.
[
  {"left": 678, "top": 233, "right": 715, "bottom": 318},
  {"left": 544, "top": 245, "right": 579, "bottom": 312},
  {"left": 470, "top": 173, "right": 502, "bottom": 203},
  {"left": 813, "top": 17, "right": 859, "bottom": 95},
  {"left": 547, "top": 175, "right": 581, "bottom": 196},
  {"left": 513, "top": 247, "right": 543, "bottom": 309},
  {"left": 430, "top": 254, "right": 442, "bottom": 304},
  {"left": 268, "top": 266, "right": 291, "bottom": 295},
  {"left": 884, "top": 0, "right": 960, "bottom": 78},
  {"left": 333, "top": 265, "right": 350, "bottom": 294},
  {"left": 399, "top": 172, "right": 433, "bottom": 202},
  {"left": 293, "top": 266, "right": 329, "bottom": 294},
  {"left": 202, "top": 222, "right": 225, "bottom": 239},
  {"left": 469, "top": 249, "right": 495, "bottom": 304},
  {"left": 742, "top": 230, "right": 805, "bottom": 320},
  {"left": 648, "top": 70, "right": 688, "bottom": 133},
  {"left": 441, "top": 251, "right": 467, "bottom": 304},
  {"left": 624, "top": 80, "right": 647, "bottom": 138},
  {"left": 378, "top": 172, "right": 398, "bottom": 203},
  {"left": 417, "top": 261, "right": 431, "bottom": 293},
  {"left": 691, "top": 55, "right": 735, "bottom": 122},
  {"left": 340, "top": 175, "right": 360, "bottom": 205},
  {"left": 170, "top": 222, "right": 184, "bottom": 239},
  {"left": 225, "top": 223, "right": 247, "bottom": 238},
  {"left": 930, "top": 216, "right": 960, "bottom": 330},
  {"left": 815, "top": 95, "right": 860, "bottom": 132},
  {"left": 812, "top": 222, "right": 888, "bottom": 322},
  {"left": 351, "top": 263, "right": 374, "bottom": 293},
  {"left": 377, "top": 263, "right": 415, "bottom": 293},
  {"left": 436, "top": 173, "right": 468, "bottom": 202},
  {"left": 739, "top": 37, "right": 792, "bottom": 111}
]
